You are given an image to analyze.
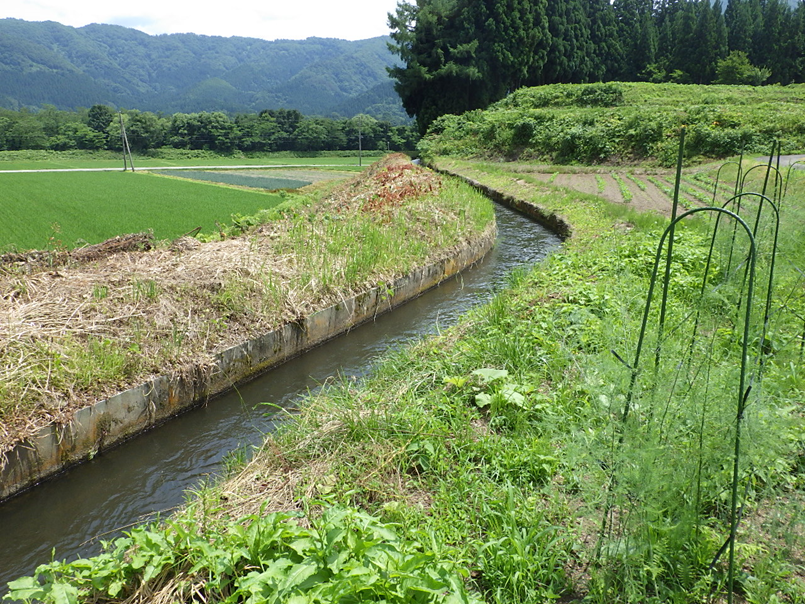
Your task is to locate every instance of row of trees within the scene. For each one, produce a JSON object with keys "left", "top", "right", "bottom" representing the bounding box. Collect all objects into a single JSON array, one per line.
[
  {"left": 0, "top": 105, "right": 419, "bottom": 153},
  {"left": 389, "top": 0, "right": 805, "bottom": 133}
]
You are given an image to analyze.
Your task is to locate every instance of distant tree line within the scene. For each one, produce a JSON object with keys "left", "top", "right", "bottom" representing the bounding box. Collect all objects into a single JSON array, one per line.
[
  {"left": 0, "top": 105, "right": 419, "bottom": 153},
  {"left": 389, "top": 0, "right": 805, "bottom": 133}
]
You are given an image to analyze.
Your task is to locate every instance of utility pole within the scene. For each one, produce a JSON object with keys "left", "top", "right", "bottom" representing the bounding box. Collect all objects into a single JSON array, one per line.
[
  {"left": 358, "top": 116, "right": 363, "bottom": 167},
  {"left": 119, "top": 111, "right": 135, "bottom": 172}
]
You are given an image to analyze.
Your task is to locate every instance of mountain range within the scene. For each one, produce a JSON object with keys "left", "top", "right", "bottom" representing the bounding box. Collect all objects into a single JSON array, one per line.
[{"left": 0, "top": 19, "right": 408, "bottom": 122}]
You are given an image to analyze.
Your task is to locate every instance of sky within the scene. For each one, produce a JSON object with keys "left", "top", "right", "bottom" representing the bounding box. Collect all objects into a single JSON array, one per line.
[{"left": 1, "top": 0, "right": 403, "bottom": 41}]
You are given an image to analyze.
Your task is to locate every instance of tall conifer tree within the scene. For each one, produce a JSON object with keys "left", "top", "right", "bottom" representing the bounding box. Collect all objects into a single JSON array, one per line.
[
  {"left": 388, "top": 0, "right": 550, "bottom": 133},
  {"left": 586, "top": 0, "right": 625, "bottom": 80},
  {"left": 613, "top": 0, "right": 658, "bottom": 79}
]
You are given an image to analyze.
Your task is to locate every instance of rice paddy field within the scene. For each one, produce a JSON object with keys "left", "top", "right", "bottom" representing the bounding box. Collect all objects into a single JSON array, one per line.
[
  {"left": 0, "top": 150, "right": 377, "bottom": 171},
  {"left": 0, "top": 171, "right": 294, "bottom": 251}
]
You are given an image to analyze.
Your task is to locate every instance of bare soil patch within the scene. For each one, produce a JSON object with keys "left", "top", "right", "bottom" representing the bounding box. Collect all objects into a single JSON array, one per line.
[
  {"left": 523, "top": 168, "right": 699, "bottom": 217},
  {"left": 553, "top": 173, "right": 598, "bottom": 197}
]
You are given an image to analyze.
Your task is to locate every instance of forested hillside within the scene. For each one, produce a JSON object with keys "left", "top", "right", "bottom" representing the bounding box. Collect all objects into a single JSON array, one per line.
[
  {"left": 390, "top": 0, "right": 805, "bottom": 133},
  {"left": 0, "top": 19, "right": 406, "bottom": 121}
]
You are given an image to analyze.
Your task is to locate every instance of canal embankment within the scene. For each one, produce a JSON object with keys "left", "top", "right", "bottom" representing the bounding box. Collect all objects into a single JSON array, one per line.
[{"left": 0, "top": 155, "right": 496, "bottom": 501}]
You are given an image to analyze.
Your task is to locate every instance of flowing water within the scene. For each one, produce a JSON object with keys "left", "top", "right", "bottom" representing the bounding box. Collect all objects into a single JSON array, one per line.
[{"left": 0, "top": 203, "right": 561, "bottom": 590}]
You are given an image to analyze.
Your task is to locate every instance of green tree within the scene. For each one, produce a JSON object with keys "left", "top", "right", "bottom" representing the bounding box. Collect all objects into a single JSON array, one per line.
[
  {"left": 7, "top": 115, "right": 47, "bottom": 150},
  {"left": 685, "top": 0, "right": 728, "bottom": 84},
  {"left": 260, "top": 109, "right": 303, "bottom": 150},
  {"left": 292, "top": 118, "right": 331, "bottom": 151},
  {"left": 540, "top": 0, "right": 596, "bottom": 84},
  {"left": 586, "top": 0, "right": 624, "bottom": 81},
  {"left": 388, "top": 0, "right": 550, "bottom": 134},
  {"left": 0, "top": 116, "right": 13, "bottom": 151},
  {"left": 235, "top": 113, "right": 283, "bottom": 152},
  {"left": 715, "top": 50, "right": 771, "bottom": 84},
  {"left": 757, "top": 0, "right": 795, "bottom": 83},
  {"left": 87, "top": 104, "right": 115, "bottom": 133},
  {"left": 726, "top": 0, "right": 764, "bottom": 62},
  {"left": 613, "top": 0, "right": 657, "bottom": 79},
  {"left": 69, "top": 123, "right": 107, "bottom": 150},
  {"left": 345, "top": 114, "right": 380, "bottom": 151},
  {"left": 123, "top": 110, "right": 166, "bottom": 151}
]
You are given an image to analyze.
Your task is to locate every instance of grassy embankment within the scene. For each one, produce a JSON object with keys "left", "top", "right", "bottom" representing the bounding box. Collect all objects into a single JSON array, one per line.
[
  {"left": 419, "top": 81, "right": 805, "bottom": 165},
  {"left": 8, "top": 151, "right": 804, "bottom": 603},
  {"left": 0, "top": 156, "right": 494, "bottom": 453}
]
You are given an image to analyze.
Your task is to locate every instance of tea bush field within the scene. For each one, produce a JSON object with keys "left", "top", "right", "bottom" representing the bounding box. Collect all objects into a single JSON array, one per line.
[{"left": 0, "top": 171, "right": 288, "bottom": 251}]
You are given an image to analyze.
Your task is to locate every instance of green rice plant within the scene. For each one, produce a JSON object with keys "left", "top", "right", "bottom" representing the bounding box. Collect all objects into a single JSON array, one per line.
[
  {"left": 0, "top": 149, "right": 373, "bottom": 171},
  {"left": 0, "top": 172, "right": 288, "bottom": 251},
  {"left": 548, "top": 171, "right": 559, "bottom": 184}
]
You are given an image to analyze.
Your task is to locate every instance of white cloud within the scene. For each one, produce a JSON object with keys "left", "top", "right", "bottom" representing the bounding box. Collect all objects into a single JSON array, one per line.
[{"left": 2, "top": 0, "right": 404, "bottom": 41}]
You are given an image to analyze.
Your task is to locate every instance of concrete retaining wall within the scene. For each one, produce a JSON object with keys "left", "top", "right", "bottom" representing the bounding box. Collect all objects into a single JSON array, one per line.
[
  {"left": 431, "top": 167, "right": 573, "bottom": 240},
  {"left": 0, "top": 226, "right": 496, "bottom": 501}
]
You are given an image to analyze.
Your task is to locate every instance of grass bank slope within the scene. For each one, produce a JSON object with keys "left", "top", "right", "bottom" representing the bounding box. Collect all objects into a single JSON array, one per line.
[
  {"left": 10, "top": 156, "right": 804, "bottom": 603},
  {"left": 419, "top": 82, "right": 805, "bottom": 165}
]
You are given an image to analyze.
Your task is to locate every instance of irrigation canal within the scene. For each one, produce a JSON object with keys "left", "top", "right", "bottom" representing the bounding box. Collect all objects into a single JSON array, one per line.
[{"left": 0, "top": 202, "right": 561, "bottom": 590}]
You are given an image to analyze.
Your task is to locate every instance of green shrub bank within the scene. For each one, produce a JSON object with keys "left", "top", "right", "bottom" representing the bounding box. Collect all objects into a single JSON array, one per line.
[
  {"left": 419, "top": 82, "right": 805, "bottom": 165},
  {"left": 7, "top": 159, "right": 804, "bottom": 603}
]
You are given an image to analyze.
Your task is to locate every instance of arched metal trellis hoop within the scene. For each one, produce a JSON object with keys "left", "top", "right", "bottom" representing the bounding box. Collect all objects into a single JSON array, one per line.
[
  {"left": 784, "top": 160, "right": 805, "bottom": 199},
  {"left": 713, "top": 160, "right": 743, "bottom": 206},
  {"left": 741, "top": 163, "right": 783, "bottom": 208}
]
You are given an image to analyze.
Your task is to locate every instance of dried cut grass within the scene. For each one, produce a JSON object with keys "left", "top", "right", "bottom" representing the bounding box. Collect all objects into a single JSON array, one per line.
[{"left": 0, "top": 154, "right": 486, "bottom": 456}]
